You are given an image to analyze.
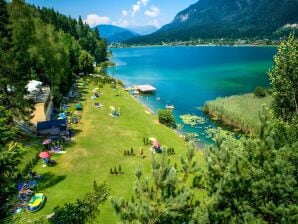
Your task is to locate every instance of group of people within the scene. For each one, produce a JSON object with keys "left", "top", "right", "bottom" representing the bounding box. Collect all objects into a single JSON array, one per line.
[
  {"left": 18, "top": 172, "right": 41, "bottom": 202},
  {"left": 50, "top": 144, "right": 63, "bottom": 153}
]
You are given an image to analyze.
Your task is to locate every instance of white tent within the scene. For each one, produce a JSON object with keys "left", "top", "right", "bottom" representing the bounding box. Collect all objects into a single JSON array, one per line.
[{"left": 26, "top": 80, "right": 42, "bottom": 92}]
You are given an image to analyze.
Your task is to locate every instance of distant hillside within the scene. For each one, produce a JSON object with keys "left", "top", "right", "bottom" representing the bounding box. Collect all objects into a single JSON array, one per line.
[
  {"left": 128, "top": 25, "right": 157, "bottom": 35},
  {"left": 97, "top": 25, "right": 139, "bottom": 43},
  {"left": 128, "top": 0, "right": 298, "bottom": 44}
]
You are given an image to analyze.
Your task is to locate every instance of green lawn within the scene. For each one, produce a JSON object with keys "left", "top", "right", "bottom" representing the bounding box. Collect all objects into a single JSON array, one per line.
[
  {"left": 204, "top": 93, "right": 273, "bottom": 133},
  {"left": 17, "top": 80, "right": 203, "bottom": 223}
]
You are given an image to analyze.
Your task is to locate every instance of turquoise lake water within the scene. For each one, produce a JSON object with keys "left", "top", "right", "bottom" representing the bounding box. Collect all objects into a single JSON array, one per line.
[{"left": 109, "top": 46, "right": 276, "bottom": 145}]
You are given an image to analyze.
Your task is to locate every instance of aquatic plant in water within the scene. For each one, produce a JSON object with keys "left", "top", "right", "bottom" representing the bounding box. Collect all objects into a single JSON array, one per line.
[{"left": 180, "top": 114, "right": 205, "bottom": 126}]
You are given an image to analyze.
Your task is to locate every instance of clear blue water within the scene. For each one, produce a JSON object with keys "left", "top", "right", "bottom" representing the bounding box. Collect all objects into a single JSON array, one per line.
[{"left": 108, "top": 46, "right": 276, "bottom": 146}]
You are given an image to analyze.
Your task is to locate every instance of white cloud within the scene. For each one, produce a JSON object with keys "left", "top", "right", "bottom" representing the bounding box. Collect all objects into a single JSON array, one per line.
[
  {"left": 131, "top": 3, "right": 141, "bottom": 17},
  {"left": 84, "top": 14, "right": 111, "bottom": 27},
  {"left": 144, "top": 5, "right": 160, "bottom": 17},
  {"left": 140, "top": 0, "right": 148, "bottom": 6},
  {"left": 129, "top": 0, "right": 149, "bottom": 17},
  {"left": 122, "top": 10, "right": 128, "bottom": 17}
]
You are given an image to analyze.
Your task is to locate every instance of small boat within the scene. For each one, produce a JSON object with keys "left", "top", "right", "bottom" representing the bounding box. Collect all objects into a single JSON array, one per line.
[
  {"left": 27, "top": 193, "right": 46, "bottom": 212},
  {"left": 156, "top": 97, "right": 161, "bottom": 101},
  {"left": 165, "top": 104, "right": 175, "bottom": 110}
]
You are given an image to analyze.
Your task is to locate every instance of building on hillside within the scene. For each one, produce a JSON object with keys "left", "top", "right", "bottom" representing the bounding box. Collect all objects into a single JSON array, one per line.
[{"left": 25, "top": 80, "right": 53, "bottom": 125}]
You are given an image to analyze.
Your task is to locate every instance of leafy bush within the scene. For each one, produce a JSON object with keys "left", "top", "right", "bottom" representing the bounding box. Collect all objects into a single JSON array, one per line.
[
  {"left": 157, "top": 109, "right": 176, "bottom": 128},
  {"left": 254, "top": 86, "right": 266, "bottom": 98}
]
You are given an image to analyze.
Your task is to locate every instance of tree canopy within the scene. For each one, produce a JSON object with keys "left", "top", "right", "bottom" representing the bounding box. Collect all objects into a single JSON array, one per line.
[{"left": 269, "top": 33, "right": 298, "bottom": 122}]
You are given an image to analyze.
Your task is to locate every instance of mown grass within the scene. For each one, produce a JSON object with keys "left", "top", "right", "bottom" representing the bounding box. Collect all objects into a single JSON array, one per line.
[
  {"left": 204, "top": 93, "right": 273, "bottom": 133},
  {"left": 16, "top": 79, "right": 204, "bottom": 223}
]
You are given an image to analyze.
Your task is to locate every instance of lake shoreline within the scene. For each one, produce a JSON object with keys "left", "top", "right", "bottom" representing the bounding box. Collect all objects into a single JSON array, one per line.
[
  {"left": 110, "top": 44, "right": 278, "bottom": 49},
  {"left": 127, "top": 92, "right": 208, "bottom": 150}
]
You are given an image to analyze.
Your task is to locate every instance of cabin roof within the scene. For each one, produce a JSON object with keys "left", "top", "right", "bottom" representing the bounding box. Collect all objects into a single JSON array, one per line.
[{"left": 135, "top": 85, "right": 156, "bottom": 92}]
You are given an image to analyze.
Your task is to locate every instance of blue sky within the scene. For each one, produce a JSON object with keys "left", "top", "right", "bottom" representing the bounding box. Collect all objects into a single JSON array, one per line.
[{"left": 27, "top": 0, "right": 197, "bottom": 28}]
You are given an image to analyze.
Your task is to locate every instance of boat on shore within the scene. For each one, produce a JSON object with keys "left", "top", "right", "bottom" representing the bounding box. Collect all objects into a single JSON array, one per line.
[{"left": 166, "top": 104, "right": 175, "bottom": 110}]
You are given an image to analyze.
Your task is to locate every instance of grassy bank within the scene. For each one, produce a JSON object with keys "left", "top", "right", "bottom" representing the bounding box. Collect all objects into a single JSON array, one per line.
[
  {"left": 16, "top": 79, "right": 204, "bottom": 223},
  {"left": 204, "top": 93, "right": 273, "bottom": 133}
]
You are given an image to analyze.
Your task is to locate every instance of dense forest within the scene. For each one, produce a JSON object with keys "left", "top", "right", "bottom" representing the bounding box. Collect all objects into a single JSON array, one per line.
[
  {"left": 0, "top": 0, "right": 107, "bottom": 220},
  {"left": 1, "top": 0, "right": 107, "bottom": 113}
]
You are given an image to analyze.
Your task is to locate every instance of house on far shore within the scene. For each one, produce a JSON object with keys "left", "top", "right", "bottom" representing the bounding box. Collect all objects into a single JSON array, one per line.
[{"left": 25, "top": 80, "right": 53, "bottom": 125}]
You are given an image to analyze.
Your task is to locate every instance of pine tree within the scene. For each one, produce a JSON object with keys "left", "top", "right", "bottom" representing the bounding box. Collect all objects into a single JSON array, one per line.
[
  {"left": 0, "top": 142, "right": 26, "bottom": 219},
  {"left": 48, "top": 182, "right": 109, "bottom": 224},
  {"left": 111, "top": 153, "right": 198, "bottom": 224},
  {"left": 193, "top": 111, "right": 298, "bottom": 224}
]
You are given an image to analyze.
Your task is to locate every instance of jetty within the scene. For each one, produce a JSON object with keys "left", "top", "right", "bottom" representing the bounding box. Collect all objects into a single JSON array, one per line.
[{"left": 135, "top": 85, "right": 156, "bottom": 94}]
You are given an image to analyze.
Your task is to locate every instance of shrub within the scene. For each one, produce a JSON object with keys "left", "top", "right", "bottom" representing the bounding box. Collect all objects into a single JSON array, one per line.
[
  {"left": 157, "top": 109, "right": 176, "bottom": 128},
  {"left": 254, "top": 86, "right": 266, "bottom": 98}
]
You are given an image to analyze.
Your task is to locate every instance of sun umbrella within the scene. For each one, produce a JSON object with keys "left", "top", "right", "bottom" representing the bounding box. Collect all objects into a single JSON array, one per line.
[
  {"left": 58, "top": 113, "right": 66, "bottom": 120},
  {"left": 149, "top": 137, "right": 157, "bottom": 142},
  {"left": 42, "top": 139, "right": 52, "bottom": 145},
  {"left": 61, "top": 105, "right": 68, "bottom": 111},
  {"left": 39, "top": 151, "right": 51, "bottom": 158}
]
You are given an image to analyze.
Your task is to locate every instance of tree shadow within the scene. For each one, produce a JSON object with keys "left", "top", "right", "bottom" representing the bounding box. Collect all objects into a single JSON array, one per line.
[{"left": 36, "top": 172, "right": 66, "bottom": 191}]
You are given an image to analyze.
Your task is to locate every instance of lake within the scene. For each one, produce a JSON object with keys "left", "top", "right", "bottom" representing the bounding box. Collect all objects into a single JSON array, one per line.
[{"left": 109, "top": 46, "right": 276, "bottom": 145}]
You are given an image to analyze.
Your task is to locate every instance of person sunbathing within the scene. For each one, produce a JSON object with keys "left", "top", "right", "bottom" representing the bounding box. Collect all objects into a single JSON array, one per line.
[{"left": 19, "top": 187, "right": 33, "bottom": 201}]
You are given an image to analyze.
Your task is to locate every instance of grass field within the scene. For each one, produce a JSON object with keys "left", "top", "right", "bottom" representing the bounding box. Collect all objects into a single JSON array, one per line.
[
  {"left": 204, "top": 93, "right": 273, "bottom": 133},
  {"left": 16, "top": 79, "right": 203, "bottom": 223}
]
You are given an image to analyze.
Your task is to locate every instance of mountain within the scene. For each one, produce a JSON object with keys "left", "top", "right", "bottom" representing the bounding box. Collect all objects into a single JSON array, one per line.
[
  {"left": 97, "top": 25, "right": 139, "bottom": 43},
  {"left": 128, "top": 25, "right": 157, "bottom": 35},
  {"left": 128, "top": 0, "right": 298, "bottom": 44}
]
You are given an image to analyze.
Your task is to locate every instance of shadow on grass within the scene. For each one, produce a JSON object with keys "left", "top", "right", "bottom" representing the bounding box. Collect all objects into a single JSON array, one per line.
[
  {"left": 71, "top": 128, "right": 82, "bottom": 136},
  {"left": 37, "top": 172, "right": 67, "bottom": 191}
]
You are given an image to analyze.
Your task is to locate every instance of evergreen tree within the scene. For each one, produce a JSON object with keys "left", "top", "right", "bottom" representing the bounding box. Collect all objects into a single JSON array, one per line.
[
  {"left": 48, "top": 182, "right": 109, "bottom": 224},
  {"left": 0, "top": 98, "right": 17, "bottom": 145},
  {"left": 0, "top": 142, "right": 26, "bottom": 219},
  {"left": 5, "top": 0, "right": 35, "bottom": 118},
  {"left": 193, "top": 111, "right": 298, "bottom": 224},
  {"left": 112, "top": 153, "right": 199, "bottom": 224},
  {"left": 0, "top": 0, "right": 27, "bottom": 117}
]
